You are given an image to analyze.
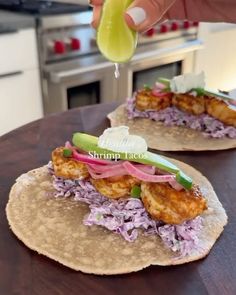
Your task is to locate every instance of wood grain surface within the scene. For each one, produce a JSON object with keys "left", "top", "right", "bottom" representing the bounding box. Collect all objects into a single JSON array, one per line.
[{"left": 0, "top": 103, "right": 235, "bottom": 295}]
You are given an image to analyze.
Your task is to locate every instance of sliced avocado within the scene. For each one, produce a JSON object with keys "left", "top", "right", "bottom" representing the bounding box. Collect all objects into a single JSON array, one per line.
[
  {"left": 157, "top": 78, "right": 171, "bottom": 89},
  {"left": 72, "top": 133, "right": 193, "bottom": 189},
  {"left": 176, "top": 171, "right": 193, "bottom": 190}
]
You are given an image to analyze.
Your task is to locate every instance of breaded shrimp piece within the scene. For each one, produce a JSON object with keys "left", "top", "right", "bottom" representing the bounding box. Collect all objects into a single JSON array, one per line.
[
  {"left": 91, "top": 176, "right": 140, "bottom": 199},
  {"left": 135, "top": 89, "right": 172, "bottom": 111},
  {"left": 206, "top": 97, "right": 236, "bottom": 127},
  {"left": 141, "top": 182, "right": 207, "bottom": 225},
  {"left": 52, "top": 147, "right": 89, "bottom": 180},
  {"left": 172, "top": 93, "right": 206, "bottom": 115}
]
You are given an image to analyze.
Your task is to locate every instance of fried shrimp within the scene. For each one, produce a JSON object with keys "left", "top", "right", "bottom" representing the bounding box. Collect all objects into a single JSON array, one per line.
[
  {"left": 172, "top": 93, "right": 206, "bottom": 115},
  {"left": 135, "top": 89, "right": 172, "bottom": 111},
  {"left": 141, "top": 182, "right": 207, "bottom": 225},
  {"left": 206, "top": 97, "right": 236, "bottom": 127},
  {"left": 91, "top": 176, "right": 140, "bottom": 199},
  {"left": 52, "top": 147, "right": 89, "bottom": 180}
]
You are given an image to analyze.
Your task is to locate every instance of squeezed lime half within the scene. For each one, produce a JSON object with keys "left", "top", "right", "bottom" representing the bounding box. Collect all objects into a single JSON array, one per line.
[{"left": 97, "top": 0, "right": 137, "bottom": 63}]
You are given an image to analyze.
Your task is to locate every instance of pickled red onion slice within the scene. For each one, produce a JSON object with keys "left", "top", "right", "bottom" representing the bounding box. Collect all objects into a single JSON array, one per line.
[
  {"left": 72, "top": 151, "right": 177, "bottom": 184},
  {"left": 88, "top": 163, "right": 155, "bottom": 175},
  {"left": 87, "top": 162, "right": 124, "bottom": 173},
  {"left": 72, "top": 150, "right": 112, "bottom": 165},
  {"left": 152, "top": 89, "right": 172, "bottom": 98},
  {"left": 169, "top": 180, "right": 184, "bottom": 191},
  {"left": 87, "top": 166, "right": 127, "bottom": 179},
  {"left": 155, "top": 82, "right": 166, "bottom": 90},
  {"left": 123, "top": 161, "right": 175, "bottom": 182}
]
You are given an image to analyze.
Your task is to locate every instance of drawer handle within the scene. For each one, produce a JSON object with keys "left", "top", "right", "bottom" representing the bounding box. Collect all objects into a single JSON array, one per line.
[
  {"left": 0, "top": 71, "right": 23, "bottom": 79},
  {"left": 0, "top": 28, "right": 18, "bottom": 35}
]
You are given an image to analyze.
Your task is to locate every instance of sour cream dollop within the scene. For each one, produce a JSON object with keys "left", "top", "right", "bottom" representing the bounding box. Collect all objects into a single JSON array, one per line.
[
  {"left": 98, "top": 126, "right": 148, "bottom": 154},
  {"left": 170, "top": 72, "right": 205, "bottom": 93}
]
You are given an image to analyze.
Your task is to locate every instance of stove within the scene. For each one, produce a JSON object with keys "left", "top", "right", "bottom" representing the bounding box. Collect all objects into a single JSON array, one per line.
[
  {"left": 0, "top": 0, "right": 88, "bottom": 15},
  {"left": 0, "top": 0, "right": 199, "bottom": 64},
  {"left": 0, "top": 0, "right": 93, "bottom": 62},
  {"left": 0, "top": 0, "right": 202, "bottom": 114}
]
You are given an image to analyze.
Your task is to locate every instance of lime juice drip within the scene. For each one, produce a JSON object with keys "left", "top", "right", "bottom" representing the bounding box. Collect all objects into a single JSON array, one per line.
[{"left": 114, "top": 63, "right": 120, "bottom": 79}]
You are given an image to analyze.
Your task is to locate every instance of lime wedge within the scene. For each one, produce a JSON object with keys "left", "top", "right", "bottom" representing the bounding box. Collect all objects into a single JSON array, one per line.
[{"left": 97, "top": 0, "right": 137, "bottom": 63}]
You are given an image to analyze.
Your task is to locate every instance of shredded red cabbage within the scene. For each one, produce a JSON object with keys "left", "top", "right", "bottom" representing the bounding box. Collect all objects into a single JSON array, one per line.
[
  {"left": 47, "top": 162, "right": 203, "bottom": 257},
  {"left": 127, "top": 96, "right": 236, "bottom": 139},
  {"left": 158, "top": 217, "right": 202, "bottom": 257}
]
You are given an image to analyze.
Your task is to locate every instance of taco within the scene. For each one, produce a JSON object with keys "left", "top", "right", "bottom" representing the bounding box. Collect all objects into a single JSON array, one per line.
[
  {"left": 108, "top": 73, "right": 236, "bottom": 151},
  {"left": 6, "top": 128, "right": 227, "bottom": 275}
]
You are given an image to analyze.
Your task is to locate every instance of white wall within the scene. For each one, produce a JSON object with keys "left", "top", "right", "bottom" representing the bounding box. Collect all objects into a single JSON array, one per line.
[{"left": 195, "top": 23, "right": 236, "bottom": 91}]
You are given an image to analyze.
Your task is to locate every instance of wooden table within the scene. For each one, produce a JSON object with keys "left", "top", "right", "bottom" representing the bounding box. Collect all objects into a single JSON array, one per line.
[{"left": 0, "top": 103, "right": 235, "bottom": 295}]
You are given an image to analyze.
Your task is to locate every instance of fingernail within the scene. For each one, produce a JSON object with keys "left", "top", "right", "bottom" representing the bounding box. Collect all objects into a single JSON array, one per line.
[{"left": 126, "top": 7, "right": 147, "bottom": 26}]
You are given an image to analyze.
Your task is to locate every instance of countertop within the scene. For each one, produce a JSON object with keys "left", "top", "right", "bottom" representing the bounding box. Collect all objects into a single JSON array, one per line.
[
  {"left": 0, "top": 103, "right": 236, "bottom": 295},
  {"left": 0, "top": 10, "right": 35, "bottom": 31}
]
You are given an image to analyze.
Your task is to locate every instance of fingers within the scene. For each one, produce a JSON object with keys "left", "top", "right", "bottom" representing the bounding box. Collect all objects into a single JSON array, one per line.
[
  {"left": 91, "top": 5, "right": 103, "bottom": 29},
  {"left": 90, "top": 0, "right": 103, "bottom": 29},
  {"left": 90, "top": 0, "right": 175, "bottom": 32},
  {"left": 89, "top": 0, "right": 103, "bottom": 5},
  {"left": 125, "top": 0, "right": 176, "bottom": 32}
]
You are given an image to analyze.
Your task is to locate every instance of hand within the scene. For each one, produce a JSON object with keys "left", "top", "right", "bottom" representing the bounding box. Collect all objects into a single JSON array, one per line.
[
  {"left": 90, "top": 0, "right": 236, "bottom": 32},
  {"left": 90, "top": 0, "right": 176, "bottom": 32}
]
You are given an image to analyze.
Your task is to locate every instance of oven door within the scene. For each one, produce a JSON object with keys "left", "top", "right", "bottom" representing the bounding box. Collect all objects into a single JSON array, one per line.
[
  {"left": 117, "top": 39, "right": 203, "bottom": 101},
  {"left": 43, "top": 56, "right": 118, "bottom": 114}
]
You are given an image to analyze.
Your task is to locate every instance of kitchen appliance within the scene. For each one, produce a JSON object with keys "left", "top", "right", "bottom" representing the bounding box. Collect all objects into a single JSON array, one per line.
[
  {"left": 0, "top": 0, "right": 87, "bottom": 15},
  {"left": 0, "top": 1, "right": 203, "bottom": 114}
]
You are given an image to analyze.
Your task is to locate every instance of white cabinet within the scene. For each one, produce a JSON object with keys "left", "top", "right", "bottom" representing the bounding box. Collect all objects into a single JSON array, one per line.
[
  {"left": 0, "top": 69, "right": 42, "bottom": 135},
  {"left": 0, "top": 28, "right": 43, "bottom": 136},
  {"left": 195, "top": 23, "right": 236, "bottom": 91},
  {"left": 0, "top": 29, "right": 38, "bottom": 74}
]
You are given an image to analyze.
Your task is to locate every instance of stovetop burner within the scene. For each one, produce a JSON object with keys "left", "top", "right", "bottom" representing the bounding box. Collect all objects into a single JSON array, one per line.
[{"left": 0, "top": 0, "right": 89, "bottom": 15}]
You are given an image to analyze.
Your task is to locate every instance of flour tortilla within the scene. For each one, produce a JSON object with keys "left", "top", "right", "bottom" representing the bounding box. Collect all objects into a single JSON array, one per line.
[
  {"left": 6, "top": 159, "right": 227, "bottom": 275},
  {"left": 108, "top": 104, "right": 236, "bottom": 151}
]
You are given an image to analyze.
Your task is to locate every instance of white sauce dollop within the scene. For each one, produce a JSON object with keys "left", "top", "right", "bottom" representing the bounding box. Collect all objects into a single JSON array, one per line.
[
  {"left": 170, "top": 72, "right": 206, "bottom": 93},
  {"left": 98, "top": 126, "right": 148, "bottom": 154}
]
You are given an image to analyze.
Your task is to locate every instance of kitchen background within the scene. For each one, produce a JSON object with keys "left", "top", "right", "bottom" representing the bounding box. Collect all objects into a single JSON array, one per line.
[{"left": 0, "top": 0, "right": 236, "bottom": 136}]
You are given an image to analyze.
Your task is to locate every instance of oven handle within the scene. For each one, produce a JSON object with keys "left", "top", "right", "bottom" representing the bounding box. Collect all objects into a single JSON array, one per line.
[
  {"left": 131, "top": 39, "right": 203, "bottom": 63},
  {"left": 0, "top": 27, "right": 18, "bottom": 35},
  {"left": 48, "top": 62, "right": 112, "bottom": 83}
]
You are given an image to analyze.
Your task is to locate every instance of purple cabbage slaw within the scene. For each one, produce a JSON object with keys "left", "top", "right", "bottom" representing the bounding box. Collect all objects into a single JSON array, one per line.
[
  {"left": 48, "top": 162, "right": 203, "bottom": 257},
  {"left": 127, "top": 96, "right": 236, "bottom": 139}
]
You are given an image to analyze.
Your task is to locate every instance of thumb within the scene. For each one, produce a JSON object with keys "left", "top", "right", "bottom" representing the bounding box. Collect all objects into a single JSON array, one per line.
[{"left": 125, "top": 0, "right": 176, "bottom": 32}]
